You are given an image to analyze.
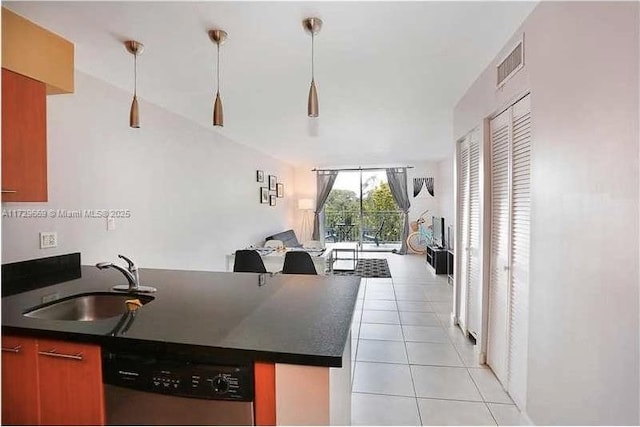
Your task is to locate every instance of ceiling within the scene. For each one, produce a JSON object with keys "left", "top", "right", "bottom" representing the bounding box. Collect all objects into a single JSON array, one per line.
[{"left": 5, "top": 1, "right": 537, "bottom": 167}]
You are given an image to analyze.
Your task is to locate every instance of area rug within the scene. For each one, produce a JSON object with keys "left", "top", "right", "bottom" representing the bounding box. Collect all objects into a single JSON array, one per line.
[{"left": 332, "top": 258, "right": 392, "bottom": 278}]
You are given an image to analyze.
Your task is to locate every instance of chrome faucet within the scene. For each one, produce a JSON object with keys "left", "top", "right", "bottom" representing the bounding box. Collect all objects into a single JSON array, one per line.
[
  {"left": 117, "top": 254, "right": 140, "bottom": 288},
  {"left": 96, "top": 254, "right": 156, "bottom": 293}
]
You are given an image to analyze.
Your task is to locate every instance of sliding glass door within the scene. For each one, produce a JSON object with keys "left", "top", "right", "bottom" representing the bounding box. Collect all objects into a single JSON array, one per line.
[{"left": 324, "top": 170, "right": 402, "bottom": 251}]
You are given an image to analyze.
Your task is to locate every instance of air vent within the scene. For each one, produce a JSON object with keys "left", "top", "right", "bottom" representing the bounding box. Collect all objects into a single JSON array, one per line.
[{"left": 497, "top": 39, "right": 524, "bottom": 87}]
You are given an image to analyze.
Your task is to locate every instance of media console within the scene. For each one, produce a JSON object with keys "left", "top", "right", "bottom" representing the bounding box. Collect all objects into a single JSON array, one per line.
[{"left": 426, "top": 244, "right": 448, "bottom": 275}]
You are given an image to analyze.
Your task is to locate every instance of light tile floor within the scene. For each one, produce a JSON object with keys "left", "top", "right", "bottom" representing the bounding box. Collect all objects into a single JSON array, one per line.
[{"left": 350, "top": 252, "right": 526, "bottom": 426}]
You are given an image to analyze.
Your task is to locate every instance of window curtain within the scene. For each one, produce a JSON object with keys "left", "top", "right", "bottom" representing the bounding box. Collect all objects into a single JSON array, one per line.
[
  {"left": 312, "top": 170, "right": 339, "bottom": 240},
  {"left": 386, "top": 167, "right": 411, "bottom": 255}
]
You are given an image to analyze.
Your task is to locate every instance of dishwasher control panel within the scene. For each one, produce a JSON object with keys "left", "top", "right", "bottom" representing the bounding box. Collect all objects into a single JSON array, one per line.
[{"left": 103, "top": 352, "right": 253, "bottom": 401}]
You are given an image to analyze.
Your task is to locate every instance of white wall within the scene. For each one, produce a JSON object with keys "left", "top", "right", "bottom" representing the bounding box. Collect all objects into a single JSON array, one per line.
[
  {"left": 292, "top": 166, "right": 317, "bottom": 241},
  {"left": 436, "top": 157, "right": 454, "bottom": 237},
  {"left": 454, "top": 2, "right": 639, "bottom": 424},
  {"left": 407, "top": 161, "right": 440, "bottom": 224},
  {"left": 2, "top": 71, "right": 295, "bottom": 271}
]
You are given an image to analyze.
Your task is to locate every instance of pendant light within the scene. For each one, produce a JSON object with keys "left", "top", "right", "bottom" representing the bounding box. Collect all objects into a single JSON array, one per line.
[
  {"left": 303, "top": 17, "right": 322, "bottom": 118},
  {"left": 209, "top": 29, "right": 228, "bottom": 127},
  {"left": 124, "top": 40, "right": 144, "bottom": 128}
]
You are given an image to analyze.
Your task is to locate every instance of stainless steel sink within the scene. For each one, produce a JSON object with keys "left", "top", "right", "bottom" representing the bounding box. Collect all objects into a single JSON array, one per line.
[{"left": 23, "top": 292, "right": 154, "bottom": 321}]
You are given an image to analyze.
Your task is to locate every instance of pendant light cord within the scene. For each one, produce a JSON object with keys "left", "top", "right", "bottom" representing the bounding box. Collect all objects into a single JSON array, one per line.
[
  {"left": 217, "top": 43, "right": 221, "bottom": 94},
  {"left": 311, "top": 32, "right": 315, "bottom": 81},
  {"left": 133, "top": 54, "right": 137, "bottom": 97}
]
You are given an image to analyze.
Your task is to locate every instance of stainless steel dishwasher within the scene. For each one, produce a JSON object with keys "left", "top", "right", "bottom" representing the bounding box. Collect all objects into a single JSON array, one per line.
[{"left": 103, "top": 350, "right": 254, "bottom": 425}]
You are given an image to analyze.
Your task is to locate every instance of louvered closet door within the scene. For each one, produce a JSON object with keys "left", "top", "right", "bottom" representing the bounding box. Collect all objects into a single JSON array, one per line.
[
  {"left": 487, "top": 109, "right": 511, "bottom": 386},
  {"left": 466, "top": 131, "right": 481, "bottom": 337},
  {"left": 507, "top": 94, "right": 531, "bottom": 409},
  {"left": 457, "top": 138, "right": 471, "bottom": 329}
]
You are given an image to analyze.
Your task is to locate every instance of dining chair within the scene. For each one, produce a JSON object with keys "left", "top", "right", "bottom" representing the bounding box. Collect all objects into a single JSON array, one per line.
[
  {"left": 363, "top": 218, "right": 386, "bottom": 247},
  {"left": 233, "top": 250, "right": 267, "bottom": 273},
  {"left": 282, "top": 252, "right": 317, "bottom": 275}
]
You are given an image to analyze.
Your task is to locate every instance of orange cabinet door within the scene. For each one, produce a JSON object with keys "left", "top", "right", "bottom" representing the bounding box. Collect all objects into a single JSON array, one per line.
[
  {"left": 2, "top": 68, "right": 47, "bottom": 202},
  {"left": 1, "top": 335, "right": 40, "bottom": 425},
  {"left": 254, "top": 362, "right": 276, "bottom": 426},
  {"left": 37, "top": 339, "right": 104, "bottom": 426}
]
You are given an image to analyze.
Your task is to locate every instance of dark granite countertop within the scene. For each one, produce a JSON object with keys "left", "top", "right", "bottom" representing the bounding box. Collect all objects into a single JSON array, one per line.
[{"left": 2, "top": 266, "right": 360, "bottom": 367}]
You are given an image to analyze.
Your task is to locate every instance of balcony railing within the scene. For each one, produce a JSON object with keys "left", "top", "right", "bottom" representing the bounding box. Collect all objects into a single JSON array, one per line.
[{"left": 324, "top": 210, "right": 403, "bottom": 244}]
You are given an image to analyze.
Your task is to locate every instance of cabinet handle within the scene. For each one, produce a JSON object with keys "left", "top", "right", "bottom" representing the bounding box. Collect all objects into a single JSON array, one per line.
[
  {"left": 38, "top": 349, "right": 84, "bottom": 361},
  {"left": 1, "top": 345, "right": 22, "bottom": 353},
  {"left": 1, "top": 190, "right": 17, "bottom": 194}
]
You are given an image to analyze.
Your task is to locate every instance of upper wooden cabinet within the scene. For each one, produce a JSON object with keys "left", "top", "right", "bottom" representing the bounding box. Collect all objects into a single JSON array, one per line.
[
  {"left": 1, "top": 8, "right": 74, "bottom": 94},
  {"left": 0, "top": 9, "right": 75, "bottom": 202},
  {"left": 2, "top": 69, "right": 48, "bottom": 202}
]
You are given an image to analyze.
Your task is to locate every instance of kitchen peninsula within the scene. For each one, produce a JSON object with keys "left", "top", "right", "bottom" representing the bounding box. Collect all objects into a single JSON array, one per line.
[{"left": 2, "top": 264, "right": 359, "bottom": 425}]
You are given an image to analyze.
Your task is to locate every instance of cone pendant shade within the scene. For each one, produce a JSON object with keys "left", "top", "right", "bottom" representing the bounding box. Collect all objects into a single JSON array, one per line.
[
  {"left": 303, "top": 18, "right": 322, "bottom": 118},
  {"left": 125, "top": 40, "right": 144, "bottom": 129},
  {"left": 130, "top": 95, "right": 140, "bottom": 128},
  {"left": 209, "top": 29, "right": 228, "bottom": 127},
  {"left": 308, "top": 80, "right": 318, "bottom": 117},
  {"left": 213, "top": 91, "right": 224, "bottom": 127}
]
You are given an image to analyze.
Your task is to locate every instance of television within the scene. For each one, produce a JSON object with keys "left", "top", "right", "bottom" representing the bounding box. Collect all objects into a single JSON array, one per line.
[{"left": 431, "top": 216, "right": 445, "bottom": 249}]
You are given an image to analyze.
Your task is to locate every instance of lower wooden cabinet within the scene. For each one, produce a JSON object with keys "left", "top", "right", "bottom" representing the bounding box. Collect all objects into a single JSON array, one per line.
[
  {"left": 37, "top": 339, "right": 105, "bottom": 425},
  {"left": 1, "top": 336, "right": 105, "bottom": 426},
  {"left": 1, "top": 336, "right": 40, "bottom": 425}
]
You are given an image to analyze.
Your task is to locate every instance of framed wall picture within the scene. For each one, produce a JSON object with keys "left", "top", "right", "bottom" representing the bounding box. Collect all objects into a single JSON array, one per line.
[
  {"left": 269, "top": 195, "right": 276, "bottom": 206},
  {"left": 276, "top": 183, "right": 284, "bottom": 198},
  {"left": 256, "top": 170, "right": 264, "bottom": 183},
  {"left": 268, "top": 175, "right": 277, "bottom": 191},
  {"left": 413, "top": 176, "right": 434, "bottom": 198},
  {"left": 260, "top": 187, "right": 269, "bottom": 204}
]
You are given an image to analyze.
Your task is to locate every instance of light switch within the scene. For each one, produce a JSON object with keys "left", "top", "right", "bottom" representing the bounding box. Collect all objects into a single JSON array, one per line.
[
  {"left": 107, "top": 217, "right": 116, "bottom": 231},
  {"left": 39, "top": 232, "right": 57, "bottom": 249}
]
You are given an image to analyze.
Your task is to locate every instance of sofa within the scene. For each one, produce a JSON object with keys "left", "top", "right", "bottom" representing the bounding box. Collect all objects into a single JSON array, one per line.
[{"left": 265, "top": 229, "right": 302, "bottom": 248}]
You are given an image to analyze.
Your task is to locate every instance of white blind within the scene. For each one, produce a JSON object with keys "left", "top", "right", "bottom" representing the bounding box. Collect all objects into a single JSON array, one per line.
[
  {"left": 467, "top": 131, "right": 481, "bottom": 336},
  {"left": 487, "top": 109, "right": 511, "bottom": 386},
  {"left": 457, "top": 137, "right": 471, "bottom": 329},
  {"left": 507, "top": 94, "right": 531, "bottom": 409}
]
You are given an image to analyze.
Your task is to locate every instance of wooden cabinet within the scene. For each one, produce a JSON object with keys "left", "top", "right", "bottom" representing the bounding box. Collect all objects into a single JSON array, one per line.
[
  {"left": 37, "top": 339, "right": 105, "bottom": 425},
  {"left": 1, "top": 336, "right": 40, "bottom": 425},
  {"left": 2, "top": 8, "right": 75, "bottom": 95},
  {"left": 1, "top": 336, "right": 105, "bottom": 426},
  {"left": 254, "top": 362, "right": 276, "bottom": 426},
  {"left": 2, "top": 68, "right": 48, "bottom": 202}
]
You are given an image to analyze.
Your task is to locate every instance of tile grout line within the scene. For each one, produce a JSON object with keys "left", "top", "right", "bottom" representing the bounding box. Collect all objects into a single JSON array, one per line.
[
  {"left": 356, "top": 358, "right": 468, "bottom": 369},
  {"left": 441, "top": 302, "right": 500, "bottom": 426},
  {"left": 353, "top": 390, "right": 500, "bottom": 405},
  {"left": 465, "top": 364, "right": 500, "bottom": 426},
  {"left": 351, "top": 277, "right": 367, "bottom": 390},
  {"left": 417, "top": 266, "right": 485, "bottom": 424},
  {"left": 392, "top": 275, "right": 424, "bottom": 426},
  {"left": 360, "top": 335, "right": 454, "bottom": 345},
  {"left": 353, "top": 255, "right": 466, "bottom": 425}
]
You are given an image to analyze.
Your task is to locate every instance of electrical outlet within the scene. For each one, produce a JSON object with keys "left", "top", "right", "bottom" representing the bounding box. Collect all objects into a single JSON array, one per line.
[{"left": 39, "top": 232, "right": 57, "bottom": 249}]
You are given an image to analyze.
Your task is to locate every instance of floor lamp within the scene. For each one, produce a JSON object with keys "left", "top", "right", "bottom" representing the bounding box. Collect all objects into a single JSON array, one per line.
[{"left": 298, "top": 198, "right": 314, "bottom": 245}]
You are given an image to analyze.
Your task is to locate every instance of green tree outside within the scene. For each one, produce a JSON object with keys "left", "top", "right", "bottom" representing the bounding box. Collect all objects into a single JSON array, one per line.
[
  {"left": 324, "top": 182, "right": 402, "bottom": 243},
  {"left": 362, "top": 183, "right": 402, "bottom": 242}
]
